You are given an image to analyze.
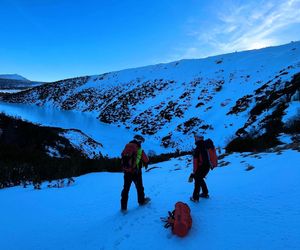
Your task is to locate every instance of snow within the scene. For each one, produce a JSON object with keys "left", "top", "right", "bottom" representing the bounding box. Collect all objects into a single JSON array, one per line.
[
  {"left": 1, "top": 149, "right": 299, "bottom": 250},
  {"left": 278, "top": 133, "right": 294, "bottom": 144},
  {"left": 60, "top": 130, "right": 103, "bottom": 159},
  {"left": 0, "top": 89, "right": 23, "bottom": 94},
  {"left": 282, "top": 101, "right": 300, "bottom": 124},
  {"left": 0, "top": 74, "right": 29, "bottom": 81},
  {"left": 45, "top": 145, "right": 62, "bottom": 158}
]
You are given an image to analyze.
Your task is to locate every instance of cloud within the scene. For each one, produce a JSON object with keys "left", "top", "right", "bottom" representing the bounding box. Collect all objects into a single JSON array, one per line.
[{"left": 179, "top": 0, "right": 300, "bottom": 59}]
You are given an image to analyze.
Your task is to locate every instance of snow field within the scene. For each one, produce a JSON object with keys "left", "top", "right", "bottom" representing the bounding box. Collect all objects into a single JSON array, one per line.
[{"left": 1, "top": 149, "right": 299, "bottom": 250}]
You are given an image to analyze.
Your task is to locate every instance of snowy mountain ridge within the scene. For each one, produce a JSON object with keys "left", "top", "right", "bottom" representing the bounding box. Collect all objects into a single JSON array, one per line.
[
  {"left": 0, "top": 74, "right": 29, "bottom": 81},
  {"left": 0, "top": 74, "right": 44, "bottom": 92},
  {"left": 3, "top": 42, "right": 300, "bottom": 151}
]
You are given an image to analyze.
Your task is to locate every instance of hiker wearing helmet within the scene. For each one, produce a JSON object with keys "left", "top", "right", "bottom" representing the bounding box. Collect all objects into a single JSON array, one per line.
[
  {"left": 190, "top": 133, "right": 211, "bottom": 201},
  {"left": 120, "top": 135, "right": 150, "bottom": 212}
]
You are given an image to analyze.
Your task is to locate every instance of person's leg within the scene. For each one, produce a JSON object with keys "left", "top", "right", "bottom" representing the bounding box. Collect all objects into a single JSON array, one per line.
[
  {"left": 199, "top": 178, "right": 208, "bottom": 195},
  {"left": 199, "top": 168, "right": 210, "bottom": 195},
  {"left": 133, "top": 170, "right": 145, "bottom": 204},
  {"left": 121, "top": 173, "right": 133, "bottom": 210},
  {"left": 192, "top": 174, "right": 201, "bottom": 200}
]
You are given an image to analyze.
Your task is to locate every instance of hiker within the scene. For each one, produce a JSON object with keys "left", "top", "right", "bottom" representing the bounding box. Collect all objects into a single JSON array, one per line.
[
  {"left": 120, "top": 135, "right": 150, "bottom": 212},
  {"left": 190, "top": 134, "right": 217, "bottom": 201}
]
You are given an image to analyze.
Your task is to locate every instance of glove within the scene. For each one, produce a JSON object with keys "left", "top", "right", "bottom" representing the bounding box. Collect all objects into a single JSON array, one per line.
[
  {"left": 188, "top": 173, "right": 194, "bottom": 183},
  {"left": 144, "top": 163, "right": 148, "bottom": 170}
]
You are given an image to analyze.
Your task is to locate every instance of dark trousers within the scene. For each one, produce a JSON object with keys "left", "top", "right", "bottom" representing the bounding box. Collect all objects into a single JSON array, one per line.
[
  {"left": 121, "top": 170, "right": 145, "bottom": 210},
  {"left": 193, "top": 167, "right": 210, "bottom": 200}
]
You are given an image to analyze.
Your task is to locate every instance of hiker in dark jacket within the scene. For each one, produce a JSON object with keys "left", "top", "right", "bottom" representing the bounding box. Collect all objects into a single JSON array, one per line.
[
  {"left": 120, "top": 135, "right": 150, "bottom": 212},
  {"left": 190, "top": 134, "right": 211, "bottom": 201}
]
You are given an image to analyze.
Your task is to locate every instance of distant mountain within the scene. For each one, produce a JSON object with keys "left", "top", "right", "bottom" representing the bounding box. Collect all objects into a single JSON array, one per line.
[
  {"left": 3, "top": 41, "right": 300, "bottom": 151},
  {"left": 0, "top": 74, "right": 45, "bottom": 90},
  {"left": 0, "top": 74, "right": 29, "bottom": 81}
]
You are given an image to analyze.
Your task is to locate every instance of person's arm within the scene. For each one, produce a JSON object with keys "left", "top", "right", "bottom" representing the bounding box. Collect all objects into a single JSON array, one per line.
[
  {"left": 192, "top": 148, "right": 203, "bottom": 174},
  {"left": 141, "top": 150, "right": 149, "bottom": 169},
  {"left": 193, "top": 155, "right": 198, "bottom": 174}
]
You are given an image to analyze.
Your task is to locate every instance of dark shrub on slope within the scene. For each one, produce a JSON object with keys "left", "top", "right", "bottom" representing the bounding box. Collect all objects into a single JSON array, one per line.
[
  {"left": 226, "top": 73, "right": 300, "bottom": 153},
  {"left": 225, "top": 135, "right": 281, "bottom": 153}
]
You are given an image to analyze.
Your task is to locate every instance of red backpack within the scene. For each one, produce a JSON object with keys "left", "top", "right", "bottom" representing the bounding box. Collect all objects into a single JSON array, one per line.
[
  {"left": 162, "top": 202, "right": 192, "bottom": 237},
  {"left": 121, "top": 143, "right": 138, "bottom": 173},
  {"left": 205, "top": 139, "right": 218, "bottom": 169},
  {"left": 207, "top": 148, "right": 218, "bottom": 168}
]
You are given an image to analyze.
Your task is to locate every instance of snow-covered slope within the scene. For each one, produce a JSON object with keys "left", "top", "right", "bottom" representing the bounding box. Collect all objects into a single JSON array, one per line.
[
  {"left": 60, "top": 129, "right": 103, "bottom": 159},
  {"left": 1, "top": 147, "right": 299, "bottom": 250},
  {"left": 3, "top": 42, "right": 300, "bottom": 151},
  {"left": 44, "top": 129, "right": 103, "bottom": 159}
]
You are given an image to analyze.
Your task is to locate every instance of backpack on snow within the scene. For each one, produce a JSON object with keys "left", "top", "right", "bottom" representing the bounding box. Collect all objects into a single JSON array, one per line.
[
  {"left": 121, "top": 143, "right": 137, "bottom": 173},
  {"left": 161, "top": 202, "right": 192, "bottom": 237},
  {"left": 205, "top": 139, "right": 218, "bottom": 169}
]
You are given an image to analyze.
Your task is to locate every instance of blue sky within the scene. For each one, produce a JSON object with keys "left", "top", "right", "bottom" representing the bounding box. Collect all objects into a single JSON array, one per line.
[{"left": 1, "top": 0, "right": 300, "bottom": 82}]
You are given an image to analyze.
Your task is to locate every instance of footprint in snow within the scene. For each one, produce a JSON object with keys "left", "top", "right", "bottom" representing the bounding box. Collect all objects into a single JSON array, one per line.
[
  {"left": 114, "top": 238, "right": 122, "bottom": 247},
  {"left": 167, "top": 233, "right": 173, "bottom": 239}
]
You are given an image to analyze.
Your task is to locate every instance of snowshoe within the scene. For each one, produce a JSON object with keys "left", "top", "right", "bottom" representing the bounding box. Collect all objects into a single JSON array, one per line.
[{"left": 120, "top": 208, "right": 127, "bottom": 214}]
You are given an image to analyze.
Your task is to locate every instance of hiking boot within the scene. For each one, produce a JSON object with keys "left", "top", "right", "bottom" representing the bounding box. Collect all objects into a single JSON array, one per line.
[
  {"left": 190, "top": 196, "right": 199, "bottom": 202},
  {"left": 139, "top": 197, "right": 151, "bottom": 206},
  {"left": 121, "top": 208, "right": 127, "bottom": 214},
  {"left": 199, "top": 193, "right": 209, "bottom": 198}
]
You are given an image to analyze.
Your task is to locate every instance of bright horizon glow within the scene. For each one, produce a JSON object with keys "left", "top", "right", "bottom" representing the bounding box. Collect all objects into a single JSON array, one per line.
[{"left": 1, "top": 0, "right": 300, "bottom": 82}]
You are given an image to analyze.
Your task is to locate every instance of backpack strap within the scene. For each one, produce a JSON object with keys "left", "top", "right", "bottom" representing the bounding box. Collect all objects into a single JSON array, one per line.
[
  {"left": 162, "top": 210, "right": 175, "bottom": 228},
  {"left": 136, "top": 148, "right": 143, "bottom": 169}
]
